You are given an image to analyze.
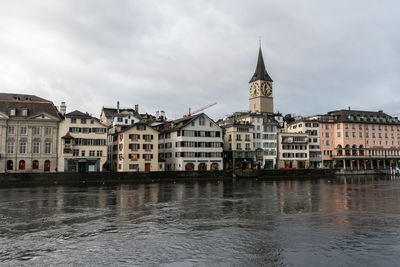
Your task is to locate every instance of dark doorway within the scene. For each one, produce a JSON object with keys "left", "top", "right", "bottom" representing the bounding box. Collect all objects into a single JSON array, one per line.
[{"left": 78, "top": 162, "right": 87, "bottom": 172}]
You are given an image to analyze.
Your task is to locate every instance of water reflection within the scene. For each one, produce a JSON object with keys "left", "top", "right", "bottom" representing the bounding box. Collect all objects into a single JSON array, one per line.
[{"left": 1, "top": 176, "right": 400, "bottom": 266}]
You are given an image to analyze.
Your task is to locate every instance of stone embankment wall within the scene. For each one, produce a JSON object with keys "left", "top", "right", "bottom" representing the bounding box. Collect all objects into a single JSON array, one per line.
[
  {"left": 235, "top": 168, "right": 337, "bottom": 179},
  {"left": 0, "top": 168, "right": 390, "bottom": 187},
  {"left": 0, "top": 171, "right": 232, "bottom": 187}
]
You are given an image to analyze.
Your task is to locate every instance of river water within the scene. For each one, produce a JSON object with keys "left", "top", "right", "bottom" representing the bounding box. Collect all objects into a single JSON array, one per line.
[{"left": 1, "top": 176, "right": 400, "bottom": 266}]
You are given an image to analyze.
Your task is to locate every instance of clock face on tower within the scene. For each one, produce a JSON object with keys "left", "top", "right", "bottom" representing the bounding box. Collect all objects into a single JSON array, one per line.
[
  {"left": 250, "top": 83, "right": 260, "bottom": 97},
  {"left": 260, "top": 81, "right": 273, "bottom": 96}
]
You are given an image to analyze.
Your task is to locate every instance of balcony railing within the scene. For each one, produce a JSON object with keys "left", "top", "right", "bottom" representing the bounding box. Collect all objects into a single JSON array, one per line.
[{"left": 63, "top": 149, "right": 72, "bottom": 154}]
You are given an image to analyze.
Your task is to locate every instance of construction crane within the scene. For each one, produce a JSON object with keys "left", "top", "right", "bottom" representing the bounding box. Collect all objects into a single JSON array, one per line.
[{"left": 185, "top": 102, "right": 217, "bottom": 117}]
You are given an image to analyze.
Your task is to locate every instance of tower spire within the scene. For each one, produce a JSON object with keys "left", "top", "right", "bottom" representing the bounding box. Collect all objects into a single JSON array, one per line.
[{"left": 249, "top": 45, "right": 273, "bottom": 83}]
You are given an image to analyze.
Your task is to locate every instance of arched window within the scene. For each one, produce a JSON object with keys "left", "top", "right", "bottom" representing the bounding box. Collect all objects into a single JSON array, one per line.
[
  {"left": 32, "top": 160, "right": 39, "bottom": 170},
  {"left": 345, "top": 145, "right": 351, "bottom": 156},
  {"left": 359, "top": 145, "right": 364, "bottom": 156},
  {"left": 44, "top": 160, "right": 50, "bottom": 172},
  {"left": 19, "top": 160, "right": 25, "bottom": 170},
  {"left": 6, "top": 160, "right": 13, "bottom": 170},
  {"left": 210, "top": 163, "right": 219, "bottom": 170},
  {"left": 337, "top": 145, "right": 343, "bottom": 156},
  {"left": 198, "top": 163, "right": 207, "bottom": 171},
  {"left": 185, "top": 163, "right": 194, "bottom": 171},
  {"left": 352, "top": 145, "right": 357, "bottom": 156}
]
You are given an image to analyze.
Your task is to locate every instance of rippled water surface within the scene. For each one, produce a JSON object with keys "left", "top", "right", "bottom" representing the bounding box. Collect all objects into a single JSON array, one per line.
[{"left": 2, "top": 176, "right": 400, "bottom": 266}]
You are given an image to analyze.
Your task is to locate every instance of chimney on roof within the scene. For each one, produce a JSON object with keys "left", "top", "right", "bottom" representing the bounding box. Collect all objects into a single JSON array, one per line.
[
  {"left": 135, "top": 104, "right": 139, "bottom": 114},
  {"left": 60, "top": 102, "right": 66, "bottom": 115},
  {"left": 117, "top": 101, "right": 120, "bottom": 113}
]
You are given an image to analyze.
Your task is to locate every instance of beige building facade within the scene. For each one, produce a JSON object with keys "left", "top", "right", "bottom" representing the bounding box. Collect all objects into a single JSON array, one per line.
[
  {"left": 221, "top": 121, "right": 254, "bottom": 170},
  {"left": 58, "top": 110, "right": 107, "bottom": 172},
  {"left": 113, "top": 123, "right": 163, "bottom": 172},
  {"left": 0, "top": 93, "right": 61, "bottom": 173}
]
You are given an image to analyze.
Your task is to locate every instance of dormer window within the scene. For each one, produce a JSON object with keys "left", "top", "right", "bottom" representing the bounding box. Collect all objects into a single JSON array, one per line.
[
  {"left": 21, "top": 108, "right": 28, "bottom": 117},
  {"left": 137, "top": 124, "right": 146, "bottom": 131},
  {"left": 199, "top": 117, "right": 205, "bottom": 126},
  {"left": 9, "top": 108, "right": 16, "bottom": 116}
]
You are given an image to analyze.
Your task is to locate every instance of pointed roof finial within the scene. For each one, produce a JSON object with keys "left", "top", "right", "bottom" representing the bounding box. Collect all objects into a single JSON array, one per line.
[{"left": 249, "top": 41, "right": 273, "bottom": 83}]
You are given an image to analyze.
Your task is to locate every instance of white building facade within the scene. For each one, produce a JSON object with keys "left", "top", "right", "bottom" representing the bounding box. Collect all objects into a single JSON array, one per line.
[
  {"left": 159, "top": 113, "right": 223, "bottom": 171},
  {"left": 287, "top": 119, "right": 322, "bottom": 168},
  {"left": 277, "top": 132, "right": 310, "bottom": 169}
]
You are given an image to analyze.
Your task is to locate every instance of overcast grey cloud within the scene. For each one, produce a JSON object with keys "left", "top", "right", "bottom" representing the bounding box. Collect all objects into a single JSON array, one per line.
[{"left": 0, "top": 0, "right": 399, "bottom": 120}]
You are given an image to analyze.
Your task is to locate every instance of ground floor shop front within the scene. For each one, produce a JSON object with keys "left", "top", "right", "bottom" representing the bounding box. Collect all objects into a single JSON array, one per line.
[
  {"left": 64, "top": 158, "right": 101, "bottom": 172},
  {"left": 324, "top": 157, "right": 400, "bottom": 169}
]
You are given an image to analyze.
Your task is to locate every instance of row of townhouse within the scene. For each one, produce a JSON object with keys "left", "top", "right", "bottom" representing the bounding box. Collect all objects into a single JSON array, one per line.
[
  {"left": 0, "top": 93, "right": 225, "bottom": 173},
  {"left": 215, "top": 108, "right": 400, "bottom": 171},
  {"left": 285, "top": 109, "right": 400, "bottom": 170},
  {"left": 0, "top": 93, "right": 108, "bottom": 173},
  {"left": 3, "top": 45, "right": 400, "bottom": 172}
]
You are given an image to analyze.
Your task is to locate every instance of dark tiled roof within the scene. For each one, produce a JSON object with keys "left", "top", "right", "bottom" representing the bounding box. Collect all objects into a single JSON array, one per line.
[
  {"left": 160, "top": 113, "right": 210, "bottom": 133},
  {"left": 217, "top": 111, "right": 278, "bottom": 126},
  {"left": 0, "top": 93, "right": 48, "bottom": 101},
  {"left": 325, "top": 109, "right": 400, "bottom": 124},
  {"left": 0, "top": 93, "right": 61, "bottom": 119},
  {"left": 102, "top": 107, "right": 135, "bottom": 118},
  {"left": 249, "top": 47, "right": 273, "bottom": 83},
  {"left": 61, "top": 132, "right": 75, "bottom": 139},
  {"left": 65, "top": 110, "right": 92, "bottom": 118},
  {"left": 115, "top": 122, "right": 158, "bottom": 135}
]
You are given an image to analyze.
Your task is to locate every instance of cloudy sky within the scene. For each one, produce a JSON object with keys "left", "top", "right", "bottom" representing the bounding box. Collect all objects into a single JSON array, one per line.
[{"left": 0, "top": 0, "right": 399, "bottom": 120}]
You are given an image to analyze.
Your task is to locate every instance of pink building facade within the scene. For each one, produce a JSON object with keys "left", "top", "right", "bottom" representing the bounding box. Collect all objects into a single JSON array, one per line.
[{"left": 319, "top": 109, "right": 400, "bottom": 169}]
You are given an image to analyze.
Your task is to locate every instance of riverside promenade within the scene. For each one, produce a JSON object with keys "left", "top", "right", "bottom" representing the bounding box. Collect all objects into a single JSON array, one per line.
[{"left": 0, "top": 168, "right": 390, "bottom": 187}]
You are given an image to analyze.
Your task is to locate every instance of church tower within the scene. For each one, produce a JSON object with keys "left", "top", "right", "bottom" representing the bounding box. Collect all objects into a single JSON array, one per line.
[{"left": 249, "top": 45, "right": 273, "bottom": 114}]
